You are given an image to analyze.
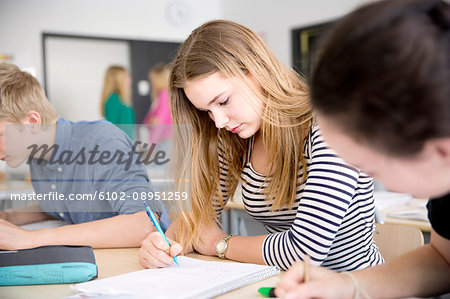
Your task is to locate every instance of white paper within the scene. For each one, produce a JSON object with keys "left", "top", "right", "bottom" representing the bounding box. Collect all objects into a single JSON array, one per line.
[
  {"left": 387, "top": 208, "right": 428, "bottom": 222},
  {"left": 75, "top": 256, "right": 279, "bottom": 299},
  {"left": 374, "top": 191, "right": 412, "bottom": 211}
]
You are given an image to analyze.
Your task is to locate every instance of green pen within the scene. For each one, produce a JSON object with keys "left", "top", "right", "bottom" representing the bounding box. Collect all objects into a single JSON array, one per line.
[{"left": 258, "top": 287, "right": 276, "bottom": 297}]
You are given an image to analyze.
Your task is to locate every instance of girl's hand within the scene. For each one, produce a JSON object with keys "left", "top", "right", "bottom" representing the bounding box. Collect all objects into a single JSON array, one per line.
[{"left": 139, "top": 231, "right": 183, "bottom": 268}]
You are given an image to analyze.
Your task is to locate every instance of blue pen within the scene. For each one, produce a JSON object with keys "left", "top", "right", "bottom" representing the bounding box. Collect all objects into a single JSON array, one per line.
[{"left": 143, "top": 201, "right": 180, "bottom": 266}]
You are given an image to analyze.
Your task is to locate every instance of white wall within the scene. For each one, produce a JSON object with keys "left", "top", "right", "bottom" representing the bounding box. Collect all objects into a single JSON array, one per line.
[
  {"left": 45, "top": 37, "right": 130, "bottom": 121},
  {"left": 0, "top": 0, "right": 223, "bottom": 85},
  {"left": 0, "top": 0, "right": 378, "bottom": 82},
  {"left": 222, "top": 0, "right": 374, "bottom": 66},
  {"left": 0, "top": 0, "right": 223, "bottom": 121},
  {"left": 0, "top": 0, "right": 376, "bottom": 120}
]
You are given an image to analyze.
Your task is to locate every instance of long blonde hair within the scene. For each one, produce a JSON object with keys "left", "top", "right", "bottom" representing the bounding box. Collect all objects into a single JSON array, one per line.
[
  {"left": 170, "top": 20, "right": 312, "bottom": 248},
  {"left": 100, "top": 65, "right": 131, "bottom": 117}
]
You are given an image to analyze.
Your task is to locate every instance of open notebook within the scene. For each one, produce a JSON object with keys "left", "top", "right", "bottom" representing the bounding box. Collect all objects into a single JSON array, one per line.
[{"left": 74, "top": 256, "right": 280, "bottom": 299}]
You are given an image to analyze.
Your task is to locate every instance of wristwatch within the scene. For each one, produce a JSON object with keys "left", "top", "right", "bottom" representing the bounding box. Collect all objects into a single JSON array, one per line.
[{"left": 216, "top": 235, "right": 233, "bottom": 259}]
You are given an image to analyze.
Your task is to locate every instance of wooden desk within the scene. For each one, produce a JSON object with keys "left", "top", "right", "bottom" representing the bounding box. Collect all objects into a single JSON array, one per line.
[{"left": 0, "top": 248, "right": 281, "bottom": 299}]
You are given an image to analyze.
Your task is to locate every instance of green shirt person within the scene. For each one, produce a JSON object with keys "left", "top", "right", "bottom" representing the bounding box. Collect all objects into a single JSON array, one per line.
[{"left": 100, "top": 66, "right": 135, "bottom": 139}]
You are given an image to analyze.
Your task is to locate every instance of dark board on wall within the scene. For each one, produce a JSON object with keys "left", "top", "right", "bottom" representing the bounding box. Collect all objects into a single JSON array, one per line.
[
  {"left": 130, "top": 41, "right": 180, "bottom": 124},
  {"left": 292, "top": 21, "right": 333, "bottom": 78}
]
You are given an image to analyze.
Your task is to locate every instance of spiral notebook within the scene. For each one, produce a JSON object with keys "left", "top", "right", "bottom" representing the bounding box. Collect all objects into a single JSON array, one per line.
[{"left": 74, "top": 256, "right": 280, "bottom": 299}]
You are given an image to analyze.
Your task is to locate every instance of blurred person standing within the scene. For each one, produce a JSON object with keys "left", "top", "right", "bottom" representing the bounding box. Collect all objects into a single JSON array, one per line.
[
  {"left": 100, "top": 65, "right": 135, "bottom": 139},
  {"left": 143, "top": 63, "right": 173, "bottom": 145}
]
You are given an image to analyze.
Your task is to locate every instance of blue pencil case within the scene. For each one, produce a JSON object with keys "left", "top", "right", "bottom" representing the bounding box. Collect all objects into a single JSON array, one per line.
[{"left": 0, "top": 245, "right": 97, "bottom": 286}]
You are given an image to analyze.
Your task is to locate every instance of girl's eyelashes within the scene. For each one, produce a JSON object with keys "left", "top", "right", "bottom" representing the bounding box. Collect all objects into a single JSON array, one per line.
[
  {"left": 199, "top": 97, "right": 230, "bottom": 112},
  {"left": 219, "top": 97, "right": 230, "bottom": 106}
]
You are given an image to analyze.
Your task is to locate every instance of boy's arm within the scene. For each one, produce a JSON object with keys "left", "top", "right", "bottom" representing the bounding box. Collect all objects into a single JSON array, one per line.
[
  {"left": 0, "top": 210, "right": 155, "bottom": 250},
  {"left": 1, "top": 202, "right": 56, "bottom": 225}
]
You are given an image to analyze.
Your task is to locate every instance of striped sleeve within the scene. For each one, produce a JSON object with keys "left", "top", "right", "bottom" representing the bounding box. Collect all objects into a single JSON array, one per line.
[{"left": 262, "top": 127, "right": 369, "bottom": 270}]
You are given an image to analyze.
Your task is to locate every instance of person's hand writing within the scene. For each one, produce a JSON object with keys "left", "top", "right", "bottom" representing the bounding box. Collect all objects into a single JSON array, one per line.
[
  {"left": 0, "top": 218, "right": 34, "bottom": 250},
  {"left": 139, "top": 231, "right": 183, "bottom": 268},
  {"left": 275, "top": 261, "right": 355, "bottom": 299}
]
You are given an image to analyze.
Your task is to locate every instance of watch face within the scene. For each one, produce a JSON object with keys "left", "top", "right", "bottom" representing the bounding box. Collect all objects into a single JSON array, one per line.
[{"left": 216, "top": 240, "right": 226, "bottom": 253}]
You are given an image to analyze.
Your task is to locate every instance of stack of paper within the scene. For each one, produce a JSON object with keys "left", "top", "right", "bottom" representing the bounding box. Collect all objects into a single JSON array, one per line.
[
  {"left": 373, "top": 191, "right": 412, "bottom": 211},
  {"left": 387, "top": 209, "right": 428, "bottom": 222}
]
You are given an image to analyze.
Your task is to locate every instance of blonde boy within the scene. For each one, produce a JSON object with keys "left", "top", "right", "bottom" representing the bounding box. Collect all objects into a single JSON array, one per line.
[{"left": 0, "top": 63, "right": 169, "bottom": 250}]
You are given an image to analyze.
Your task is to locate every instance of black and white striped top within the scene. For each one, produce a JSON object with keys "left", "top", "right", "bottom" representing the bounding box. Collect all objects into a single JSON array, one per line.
[{"left": 214, "top": 125, "right": 384, "bottom": 271}]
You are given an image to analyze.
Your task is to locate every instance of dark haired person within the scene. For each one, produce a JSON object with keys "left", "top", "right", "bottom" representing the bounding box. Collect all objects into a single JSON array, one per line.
[{"left": 276, "top": 0, "right": 450, "bottom": 298}]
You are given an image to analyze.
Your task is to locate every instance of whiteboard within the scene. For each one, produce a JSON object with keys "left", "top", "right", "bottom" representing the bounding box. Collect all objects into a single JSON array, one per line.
[{"left": 45, "top": 36, "right": 130, "bottom": 122}]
